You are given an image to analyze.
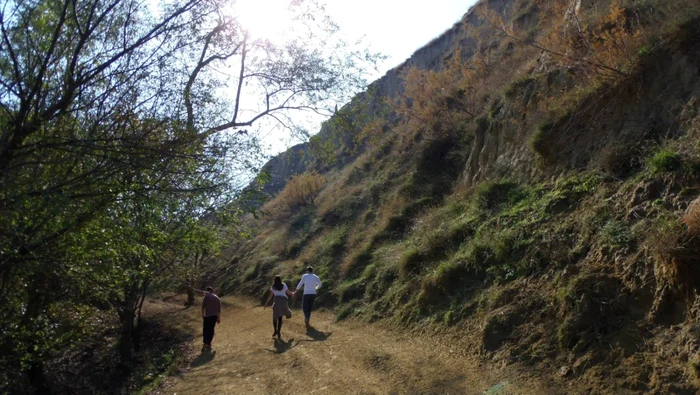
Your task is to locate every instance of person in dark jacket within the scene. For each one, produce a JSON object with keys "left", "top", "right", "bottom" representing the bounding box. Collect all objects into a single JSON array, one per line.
[{"left": 201, "top": 287, "right": 221, "bottom": 349}]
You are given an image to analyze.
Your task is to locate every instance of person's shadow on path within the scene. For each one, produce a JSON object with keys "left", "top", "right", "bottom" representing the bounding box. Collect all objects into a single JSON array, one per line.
[
  {"left": 190, "top": 349, "right": 216, "bottom": 367},
  {"left": 304, "top": 325, "right": 332, "bottom": 341},
  {"left": 265, "top": 338, "right": 296, "bottom": 354}
]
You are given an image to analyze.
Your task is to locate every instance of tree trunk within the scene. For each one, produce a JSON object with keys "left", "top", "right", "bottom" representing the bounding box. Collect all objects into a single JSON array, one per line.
[
  {"left": 118, "top": 305, "right": 135, "bottom": 366},
  {"left": 133, "top": 279, "right": 150, "bottom": 352},
  {"left": 186, "top": 287, "right": 195, "bottom": 306},
  {"left": 23, "top": 273, "right": 52, "bottom": 393},
  {"left": 27, "top": 361, "right": 51, "bottom": 394},
  {"left": 117, "top": 281, "right": 139, "bottom": 366}
]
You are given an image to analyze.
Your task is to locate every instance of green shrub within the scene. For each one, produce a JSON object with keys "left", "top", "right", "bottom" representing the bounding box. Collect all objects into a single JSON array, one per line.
[
  {"left": 688, "top": 354, "right": 700, "bottom": 380},
  {"left": 404, "top": 134, "right": 470, "bottom": 201},
  {"left": 600, "top": 220, "right": 633, "bottom": 248},
  {"left": 557, "top": 273, "right": 624, "bottom": 350},
  {"left": 504, "top": 75, "right": 536, "bottom": 99},
  {"left": 482, "top": 230, "right": 532, "bottom": 282},
  {"left": 321, "top": 193, "right": 368, "bottom": 226},
  {"left": 318, "top": 225, "right": 349, "bottom": 257},
  {"left": 593, "top": 142, "right": 638, "bottom": 177},
  {"left": 530, "top": 121, "right": 555, "bottom": 160},
  {"left": 443, "top": 310, "right": 455, "bottom": 326},
  {"left": 419, "top": 260, "right": 470, "bottom": 306},
  {"left": 473, "top": 114, "right": 489, "bottom": 129},
  {"left": 683, "top": 160, "right": 700, "bottom": 178},
  {"left": 399, "top": 246, "right": 423, "bottom": 278},
  {"left": 647, "top": 149, "right": 682, "bottom": 173},
  {"left": 455, "top": 239, "right": 494, "bottom": 269},
  {"left": 289, "top": 210, "right": 313, "bottom": 231},
  {"left": 341, "top": 244, "right": 373, "bottom": 277},
  {"left": 335, "top": 303, "right": 357, "bottom": 321},
  {"left": 338, "top": 279, "right": 366, "bottom": 302},
  {"left": 473, "top": 180, "right": 522, "bottom": 211},
  {"left": 557, "top": 318, "right": 577, "bottom": 350},
  {"left": 488, "top": 99, "right": 503, "bottom": 121},
  {"left": 364, "top": 264, "right": 398, "bottom": 301},
  {"left": 362, "top": 209, "right": 376, "bottom": 224}
]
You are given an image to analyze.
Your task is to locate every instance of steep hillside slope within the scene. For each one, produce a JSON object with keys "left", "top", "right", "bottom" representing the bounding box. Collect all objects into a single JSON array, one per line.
[
  {"left": 220, "top": 0, "right": 700, "bottom": 391},
  {"left": 253, "top": 4, "right": 486, "bottom": 197}
]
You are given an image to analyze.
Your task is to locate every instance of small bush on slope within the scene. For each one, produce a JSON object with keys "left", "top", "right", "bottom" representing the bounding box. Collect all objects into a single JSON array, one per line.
[
  {"left": 263, "top": 171, "right": 325, "bottom": 219},
  {"left": 391, "top": 50, "right": 487, "bottom": 142},
  {"left": 647, "top": 149, "right": 682, "bottom": 173}
]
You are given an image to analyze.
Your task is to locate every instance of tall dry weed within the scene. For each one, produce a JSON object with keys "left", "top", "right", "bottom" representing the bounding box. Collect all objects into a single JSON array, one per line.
[
  {"left": 649, "top": 204, "right": 700, "bottom": 297},
  {"left": 682, "top": 198, "right": 700, "bottom": 237},
  {"left": 477, "top": 0, "right": 700, "bottom": 84},
  {"left": 263, "top": 171, "right": 325, "bottom": 219},
  {"left": 390, "top": 50, "right": 487, "bottom": 142}
]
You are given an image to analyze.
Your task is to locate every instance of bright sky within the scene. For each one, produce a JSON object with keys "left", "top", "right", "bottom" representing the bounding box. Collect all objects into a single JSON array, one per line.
[
  {"left": 237, "top": 0, "right": 479, "bottom": 156},
  {"left": 327, "top": 0, "right": 478, "bottom": 80}
]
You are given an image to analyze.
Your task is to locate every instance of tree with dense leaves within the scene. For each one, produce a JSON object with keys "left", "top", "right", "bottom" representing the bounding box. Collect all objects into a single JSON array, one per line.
[{"left": 0, "top": 0, "right": 380, "bottom": 391}]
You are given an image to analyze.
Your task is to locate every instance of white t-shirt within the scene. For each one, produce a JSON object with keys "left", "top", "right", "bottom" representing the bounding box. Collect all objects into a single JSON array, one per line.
[
  {"left": 270, "top": 283, "right": 288, "bottom": 297},
  {"left": 296, "top": 273, "right": 322, "bottom": 295}
]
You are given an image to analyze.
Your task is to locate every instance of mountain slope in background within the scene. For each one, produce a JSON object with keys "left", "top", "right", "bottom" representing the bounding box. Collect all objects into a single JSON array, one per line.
[{"left": 221, "top": 0, "right": 700, "bottom": 391}]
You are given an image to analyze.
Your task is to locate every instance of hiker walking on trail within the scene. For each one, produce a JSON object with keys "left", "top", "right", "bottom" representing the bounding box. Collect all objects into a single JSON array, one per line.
[
  {"left": 202, "top": 287, "right": 221, "bottom": 349},
  {"left": 294, "top": 266, "right": 322, "bottom": 326},
  {"left": 265, "top": 275, "right": 294, "bottom": 338}
]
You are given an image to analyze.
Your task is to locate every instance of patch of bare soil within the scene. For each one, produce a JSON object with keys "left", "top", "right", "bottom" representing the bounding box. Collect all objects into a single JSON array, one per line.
[{"left": 150, "top": 295, "right": 569, "bottom": 395}]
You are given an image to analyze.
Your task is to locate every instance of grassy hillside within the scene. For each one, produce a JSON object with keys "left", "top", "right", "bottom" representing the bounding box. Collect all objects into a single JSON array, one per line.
[{"left": 217, "top": 0, "right": 700, "bottom": 391}]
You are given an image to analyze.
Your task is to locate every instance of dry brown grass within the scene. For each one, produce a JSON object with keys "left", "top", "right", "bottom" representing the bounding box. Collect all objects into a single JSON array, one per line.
[
  {"left": 340, "top": 240, "right": 373, "bottom": 276},
  {"left": 262, "top": 171, "right": 325, "bottom": 219},
  {"left": 648, "top": 205, "right": 700, "bottom": 297},
  {"left": 390, "top": 50, "right": 487, "bottom": 142},
  {"left": 253, "top": 228, "right": 288, "bottom": 258},
  {"left": 296, "top": 229, "right": 337, "bottom": 270},
  {"left": 315, "top": 187, "right": 343, "bottom": 220},
  {"left": 592, "top": 140, "right": 638, "bottom": 177},
  {"left": 339, "top": 193, "right": 410, "bottom": 276},
  {"left": 315, "top": 163, "right": 368, "bottom": 221},
  {"left": 682, "top": 198, "right": 700, "bottom": 236}
]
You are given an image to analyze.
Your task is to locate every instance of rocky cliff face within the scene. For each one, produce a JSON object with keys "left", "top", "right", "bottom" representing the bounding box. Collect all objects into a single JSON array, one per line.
[
  {"left": 257, "top": 143, "right": 311, "bottom": 196},
  {"left": 463, "top": 10, "right": 700, "bottom": 186},
  {"left": 254, "top": 3, "right": 488, "bottom": 197}
]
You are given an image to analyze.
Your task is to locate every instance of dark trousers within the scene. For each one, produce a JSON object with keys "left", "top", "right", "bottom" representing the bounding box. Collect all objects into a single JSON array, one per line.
[
  {"left": 203, "top": 315, "right": 217, "bottom": 345},
  {"left": 273, "top": 317, "right": 283, "bottom": 335},
  {"left": 302, "top": 294, "right": 316, "bottom": 321}
]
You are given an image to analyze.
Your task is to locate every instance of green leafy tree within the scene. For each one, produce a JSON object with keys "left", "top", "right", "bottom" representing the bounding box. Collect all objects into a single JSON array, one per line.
[{"left": 0, "top": 0, "right": 380, "bottom": 390}]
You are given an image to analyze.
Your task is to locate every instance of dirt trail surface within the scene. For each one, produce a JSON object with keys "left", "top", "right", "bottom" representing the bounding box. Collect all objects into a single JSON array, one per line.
[{"left": 149, "top": 296, "right": 564, "bottom": 395}]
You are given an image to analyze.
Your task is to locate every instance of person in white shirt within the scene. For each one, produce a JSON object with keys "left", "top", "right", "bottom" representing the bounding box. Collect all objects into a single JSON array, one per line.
[
  {"left": 264, "top": 275, "right": 294, "bottom": 338},
  {"left": 294, "top": 266, "right": 322, "bottom": 326}
]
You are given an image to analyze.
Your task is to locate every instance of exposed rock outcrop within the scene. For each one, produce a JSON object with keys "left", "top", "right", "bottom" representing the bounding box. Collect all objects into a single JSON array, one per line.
[{"left": 251, "top": 3, "right": 486, "bottom": 197}]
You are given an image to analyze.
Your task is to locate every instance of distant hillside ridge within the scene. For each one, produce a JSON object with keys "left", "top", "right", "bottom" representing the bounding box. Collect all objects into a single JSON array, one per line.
[{"left": 251, "top": 3, "right": 486, "bottom": 198}]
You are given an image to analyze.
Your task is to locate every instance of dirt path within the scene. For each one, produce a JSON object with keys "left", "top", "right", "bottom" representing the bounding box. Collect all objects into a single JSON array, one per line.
[{"left": 150, "top": 296, "right": 563, "bottom": 395}]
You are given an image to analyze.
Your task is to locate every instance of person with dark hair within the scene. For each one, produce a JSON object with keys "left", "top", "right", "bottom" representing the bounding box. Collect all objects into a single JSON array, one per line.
[
  {"left": 294, "top": 266, "right": 322, "bottom": 326},
  {"left": 201, "top": 287, "right": 221, "bottom": 349},
  {"left": 264, "top": 275, "right": 294, "bottom": 338}
]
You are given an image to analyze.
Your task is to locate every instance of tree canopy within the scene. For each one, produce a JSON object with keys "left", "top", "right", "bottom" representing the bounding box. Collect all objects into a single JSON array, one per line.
[{"left": 0, "top": 0, "right": 380, "bottom": 391}]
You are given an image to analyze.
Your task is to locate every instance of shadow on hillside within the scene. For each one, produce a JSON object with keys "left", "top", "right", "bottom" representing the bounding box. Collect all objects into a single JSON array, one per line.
[
  {"left": 190, "top": 349, "right": 216, "bottom": 367},
  {"left": 265, "top": 338, "right": 296, "bottom": 354},
  {"left": 304, "top": 326, "right": 332, "bottom": 341}
]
